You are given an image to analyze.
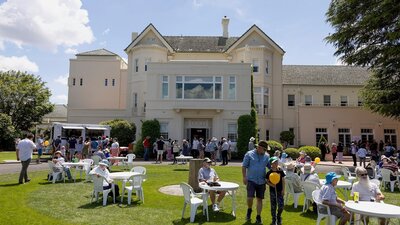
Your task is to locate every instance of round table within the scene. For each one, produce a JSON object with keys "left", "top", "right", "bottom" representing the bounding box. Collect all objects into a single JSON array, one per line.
[
  {"left": 345, "top": 201, "right": 400, "bottom": 225},
  {"left": 176, "top": 156, "right": 193, "bottom": 164},
  {"left": 199, "top": 181, "right": 240, "bottom": 217}
]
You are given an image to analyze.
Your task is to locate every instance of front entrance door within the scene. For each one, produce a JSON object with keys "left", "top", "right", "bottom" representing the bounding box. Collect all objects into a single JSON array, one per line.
[{"left": 191, "top": 128, "right": 207, "bottom": 142}]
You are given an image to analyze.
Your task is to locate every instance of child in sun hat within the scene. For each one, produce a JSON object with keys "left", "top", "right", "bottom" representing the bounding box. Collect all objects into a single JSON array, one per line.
[{"left": 266, "top": 156, "right": 286, "bottom": 225}]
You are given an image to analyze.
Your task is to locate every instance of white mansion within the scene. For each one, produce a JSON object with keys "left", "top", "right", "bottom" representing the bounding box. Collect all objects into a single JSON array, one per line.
[{"left": 67, "top": 17, "right": 399, "bottom": 148}]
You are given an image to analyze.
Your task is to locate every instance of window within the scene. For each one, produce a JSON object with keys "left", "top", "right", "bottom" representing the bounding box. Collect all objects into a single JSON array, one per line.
[
  {"left": 227, "top": 124, "right": 237, "bottom": 142},
  {"left": 72, "top": 78, "right": 76, "bottom": 86},
  {"left": 228, "top": 76, "right": 236, "bottom": 99},
  {"left": 266, "top": 130, "right": 270, "bottom": 141},
  {"left": 340, "top": 96, "right": 348, "bottom": 106},
  {"left": 315, "top": 128, "right": 328, "bottom": 146},
  {"left": 358, "top": 97, "right": 363, "bottom": 106},
  {"left": 361, "top": 128, "right": 374, "bottom": 143},
  {"left": 80, "top": 78, "right": 83, "bottom": 86},
  {"left": 265, "top": 60, "right": 269, "bottom": 74},
  {"left": 305, "top": 95, "right": 312, "bottom": 106},
  {"left": 175, "top": 76, "right": 222, "bottom": 99},
  {"left": 143, "top": 102, "right": 146, "bottom": 112},
  {"left": 135, "top": 59, "right": 139, "bottom": 72},
  {"left": 133, "top": 93, "right": 138, "bottom": 108},
  {"left": 162, "top": 76, "right": 168, "bottom": 99},
  {"left": 323, "top": 95, "right": 331, "bottom": 106},
  {"left": 112, "top": 79, "right": 115, "bottom": 86},
  {"left": 254, "top": 87, "right": 269, "bottom": 115},
  {"left": 288, "top": 94, "right": 295, "bottom": 107},
  {"left": 145, "top": 58, "right": 151, "bottom": 71},
  {"left": 105, "top": 79, "right": 108, "bottom": 86},
  {"left": 289, "top": 128, "right": 294, "bottom": 145},
  {"left": 160, "top": 122, "right": 169, "bottom": 140},
  {"left": 252, "top": 59, "right": 259, "bottom": 73},
  {"left": 338, "top": 128, "right": 351, "bottom": 147},
  {"left": 384, "top": 129, "right": 397, "bottom": 146}
]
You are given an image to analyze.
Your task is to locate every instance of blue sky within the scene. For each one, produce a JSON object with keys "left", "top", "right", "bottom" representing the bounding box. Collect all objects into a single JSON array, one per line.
[{"left": 0, "top": 0, "right": 338, "bottom": 104}]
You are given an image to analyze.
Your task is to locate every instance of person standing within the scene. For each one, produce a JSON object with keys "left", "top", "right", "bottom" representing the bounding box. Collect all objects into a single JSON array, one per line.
[
  {"left": 142, "top": 136, "right": 151, "bottom": 161},
  {"left": 266, "top": 157, "right": 286, "bottom": 225},
  {"left": 16, "top": 133, "right": 36, "bottom": 184},
  {"left": 319, "top": 141, "right": 327, "bottom": 161},
  {"left": 242, "top": 140, "right": 270, "bottom": 224},
  {"left": 191, "top": 137, "right": 199, "bottom": 158},
  {"left": 36, "top": 134, "right": 44, "bottom": 164},
  {"left": 357, "top": 144, "right": 368, "bottom": 167},
  {"left": 337, "top": 142, "right": 344, "bottom": 164},
  {"left": 350, "top": 142, "right": 358, "bottom": 166},
  {"left": 221, "top": 138, "right": 229, "bottom": 165},
  {"left": 331, "top": 143, "right": 337, "bottom": 163},
  {"left": 156, "top": 136, "right": 165, "bottom": 164},
  {"left": 248, "top": 137, "right": 255, "bottom": 152}
]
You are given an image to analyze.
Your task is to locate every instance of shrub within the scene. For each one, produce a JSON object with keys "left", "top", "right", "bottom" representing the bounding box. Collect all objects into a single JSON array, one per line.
[
  {"left": 100, "top": 119, "right": 136, "bottom": 146},
  {"left": 237, "top": 114, "right": 255, "bottom": 159},
  {"left": 284, "top": 148, "right": 299, "bottom": 160},
  {"left": 298, "top": 146, "right": 321, "bottom": 160},
  {"left": 134, "top": 119, "right": 160, "bottom": 158},
  {"left": 267, "top": 140, "right": 283, "bottom": 155}
]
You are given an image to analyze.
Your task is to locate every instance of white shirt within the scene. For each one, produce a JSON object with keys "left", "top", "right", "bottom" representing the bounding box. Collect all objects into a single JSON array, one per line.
[
  {"left": 89, "top": 166, "right": 112, "bottom": 186},
  {"left": 36, "top": 138, "right": 44, "bottom": 149},
  {"left": 17, "top": 138, "right": 36, "bottom": 161},
  {"left": 351, "top": 181, "right": 381, "bottom": 201},
  {"left": 111, "top": 142, "right": 119, "bottom": 148}
]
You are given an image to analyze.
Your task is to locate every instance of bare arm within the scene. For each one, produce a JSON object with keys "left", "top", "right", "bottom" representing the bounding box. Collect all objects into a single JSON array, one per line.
[
  {"left": 242, "top": 167, "right": 247, "bottom": 185},
  {"left": 16, "top": 149, "right": 19, "bottom": 161}
]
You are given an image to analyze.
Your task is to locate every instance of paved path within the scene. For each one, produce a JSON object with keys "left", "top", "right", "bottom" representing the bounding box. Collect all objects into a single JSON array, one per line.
[{"left": 0, "top": 159, "right": 355, "bottom": 175}]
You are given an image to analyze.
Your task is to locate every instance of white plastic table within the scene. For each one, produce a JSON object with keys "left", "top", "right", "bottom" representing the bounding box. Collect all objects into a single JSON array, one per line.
[
  {"left": 176, "top": 156, "right": 193, "bottom": 165},
  {"left": 319, "top": 179, "right": 352, "bottom": 200},
  {"left": 62, "top": 162, "right": 88, "bottom": 182},
  {"left": 108, "top": 171, "right": 140, "bottom": 181},
  {"left": 345, "top": 200, "right": 400, "bottom": 225},
  {"left": 199, "top": 181, "right": 240, "bottom": 217}
]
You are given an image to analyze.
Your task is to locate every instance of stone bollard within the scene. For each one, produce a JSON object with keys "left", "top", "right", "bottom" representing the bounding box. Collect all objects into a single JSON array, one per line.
[{"left": 188, "top": 159, "right": 203, "bottom": 192}]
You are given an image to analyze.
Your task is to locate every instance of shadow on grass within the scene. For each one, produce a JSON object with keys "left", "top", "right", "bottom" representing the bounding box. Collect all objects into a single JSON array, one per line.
[
  {"left": 172, "top": 211, "right": 236, "bottom": 225},
  {"left": 78, "top": 198, "right": 142, "bottom": 209},
  {"left": 0, "top": 183, "right": 21, "bottom": 187},
  {"left": 173, "top": 169, "right": 189, "bottom": 172},
  {"left": 283, "top": 205, "right": 304, "bottom": 213}
]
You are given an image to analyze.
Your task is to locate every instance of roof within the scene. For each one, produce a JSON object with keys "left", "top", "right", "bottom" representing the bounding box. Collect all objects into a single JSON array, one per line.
[
  {"left": 44, "top": 104, "right": 67, "bottom": 118},
  {"left": 282, "top": 65, "right": 370, "bottom": 86},
  {"left": 76, "top": 48, "right": 118, "bottom": 56},
  {"left": 163, "top": 36, "right": 239, "bottom": 52}
]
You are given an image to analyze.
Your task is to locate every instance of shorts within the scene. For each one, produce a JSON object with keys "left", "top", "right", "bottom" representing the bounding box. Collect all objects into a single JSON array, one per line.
[
  {"left": 320, "top": 205, "right": 343, "bottom": 218},
  {"left": 157, "top": 150, "right": 164, "bottom": 155},
  {"left": 246, "top": 180, "right": 266, "bottom": 199}
]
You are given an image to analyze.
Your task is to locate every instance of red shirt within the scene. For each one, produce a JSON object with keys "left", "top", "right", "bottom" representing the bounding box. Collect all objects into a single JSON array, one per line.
[{"left": 143, "top": 139, "right": 151, "bottom": 148}]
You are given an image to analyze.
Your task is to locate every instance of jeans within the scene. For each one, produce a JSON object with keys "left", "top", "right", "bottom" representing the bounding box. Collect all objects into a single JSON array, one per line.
[
  {"left": 144, "top": 147, "right": 149, "bottom": 161},
  {"left": 270, "top": 189, "right": 284, "bottom": 222},
  {"left": 221, "top": 150, "right": 228, "bottom": 165},
  {"left": 19, "top": 158, "right": 31, "bottom": 183}
]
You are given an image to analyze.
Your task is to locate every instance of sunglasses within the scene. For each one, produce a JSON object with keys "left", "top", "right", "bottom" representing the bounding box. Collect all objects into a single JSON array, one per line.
[{"left": 359, "top": 173, "right": 368, "bottom": 177}]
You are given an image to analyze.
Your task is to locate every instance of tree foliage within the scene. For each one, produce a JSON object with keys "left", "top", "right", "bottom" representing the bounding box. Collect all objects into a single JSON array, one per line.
[
  {"left": 0, "top": 113, "right": 16, "bottom": 150},
  {"left": 326, "top": 0, "right": 400, "bottom": 119},
  {"left": 0, "top": 71, "right": 54, "bottom": 131},
  {"left": 237, "top": 114, "right": 253, "bottom": 158},
  {"left": 100, "top": 119, "right": 136, "bottom": 146},
  {"left": 135, "top": 119, "right": 160, "bottom": 157},
  {"left": 280, "top": 130, "right": 295, "bottom": 148}
]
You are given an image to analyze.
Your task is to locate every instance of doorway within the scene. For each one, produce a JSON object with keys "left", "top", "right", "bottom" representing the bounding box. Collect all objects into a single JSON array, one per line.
[{"left": 190, "top": 128, "right": 208, "bottom": 142}]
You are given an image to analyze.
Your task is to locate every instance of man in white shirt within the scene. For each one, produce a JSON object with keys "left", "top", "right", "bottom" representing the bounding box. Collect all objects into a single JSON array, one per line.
[{"left": 16, "top": 133, "right": 36, "bottom": 184}]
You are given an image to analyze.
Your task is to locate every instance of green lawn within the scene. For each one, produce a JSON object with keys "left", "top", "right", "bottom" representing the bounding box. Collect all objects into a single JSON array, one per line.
[
  {"left": 0, "top": 164, "right": 399, "bottom": 225},
  {"left": 0, "top": 151, "right": 17, "bottom": 163}
]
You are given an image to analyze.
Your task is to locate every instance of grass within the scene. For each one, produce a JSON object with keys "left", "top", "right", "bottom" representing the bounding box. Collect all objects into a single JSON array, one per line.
[
  {"left": 0, "top": 164, "right": 399, "bottom": 225},
  {"left": 0, "top": 151, "right": 17, "bottom": 163}
]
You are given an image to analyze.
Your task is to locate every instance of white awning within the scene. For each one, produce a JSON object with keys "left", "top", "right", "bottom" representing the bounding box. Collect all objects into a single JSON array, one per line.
[
  {"left": 62, "top": 126, "right": 84, "bottom": 129},
  {"left": 86, "top": 126, "right": 107, "bottom": 130}
]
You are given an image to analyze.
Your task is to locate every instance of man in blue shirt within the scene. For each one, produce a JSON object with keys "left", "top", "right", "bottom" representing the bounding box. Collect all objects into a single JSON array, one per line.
[{"left": 242, "top": 140, "right": 270, "bottom": 224}]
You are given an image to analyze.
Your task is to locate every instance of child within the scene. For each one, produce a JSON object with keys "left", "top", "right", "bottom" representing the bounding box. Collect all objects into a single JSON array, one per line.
[{"left": 266, "top": 156, "right": 285, "bottom": 225}]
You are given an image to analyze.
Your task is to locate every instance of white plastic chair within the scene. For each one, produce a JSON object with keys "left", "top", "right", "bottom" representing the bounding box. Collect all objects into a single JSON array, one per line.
[
  {"left": 91, "top": 155, "right": 101, "bottom": 166},
  {"left": 47, "top": 161, "right": 65, "bottom": 183},
  {"left": 302, "top": 181, "right": 320, "bottom": 212},
  {"left": 131, "top": 166, "right": 147, "bottom": 181},
  {"left": 312, "top": 189, "right": 337, "bottom": 225},
  {"left": 380, "top": 168, "right": 398, "bottom": 192},
  {"left": 90, "top": 175, "right": 115, "bottom": 206},
  {"left": 74, "top": 159, "right": 93, "bottom": 181},
  {"left": 123, "top": 154, "right": 136, "bottom": 170},
  {"left": 370, "top": 179, "right": 380, "bottom": 187},
  {"left": 180, "top": 182, "right": 209, "bottom": 223},
  {"left": 341, "top": 167, "right": 356, "bottom": 185},
  {"left": 284, "top": 178, "right": 302, "bottom": 208},
  {"left": 121, "top": 174, "right": 145, "bottom": 205}
]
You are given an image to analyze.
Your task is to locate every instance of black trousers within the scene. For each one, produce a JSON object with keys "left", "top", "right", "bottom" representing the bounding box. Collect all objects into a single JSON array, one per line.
[
  {"left": 352, "top": 154, "right": 357, "bottom": 166},
  {"left": 19, "top": 158, "right": 31, "bottom": 183},
  {"left": 221, "top": 150, "right": 228, "bottom": 165}
]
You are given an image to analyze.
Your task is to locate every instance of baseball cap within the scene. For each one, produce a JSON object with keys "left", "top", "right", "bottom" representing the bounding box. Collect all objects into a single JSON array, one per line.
[
  {"left": 269, "top": 156, "right": 279, "bottom": 164},
  {"left": 203, "top": 157, "right": 212, "bottom": 163},
  {"left": 325, "top": 172, "right": 341, "bottom": 184},
  {"left": 256, "top": 140, "right": 268, "bottom": 150}
]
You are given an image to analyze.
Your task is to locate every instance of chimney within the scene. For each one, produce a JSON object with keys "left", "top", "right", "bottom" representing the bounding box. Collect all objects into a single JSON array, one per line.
[
  {"left": 221, "top": 16, "right": 229, "bottom": 38},
  {"left": 131, "top": 32, "right": 138, "bottom": 41}
]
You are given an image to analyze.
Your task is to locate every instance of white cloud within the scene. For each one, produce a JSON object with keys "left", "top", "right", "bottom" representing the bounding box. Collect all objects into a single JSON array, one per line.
[
  {"left": 0, "top": 0, "right": 94, "bottom": 51},
  {"left": 0, "top": 55, "right": 39, "bottom": 72},
  {"left": 102, "top": 28, "right": 110, "bottom": 35},
  {"left": 54, "top": 74, "right": 68, "bottom": 86},
  {"left": 64, "top": 48, "right": 78, "bottom": 54}
]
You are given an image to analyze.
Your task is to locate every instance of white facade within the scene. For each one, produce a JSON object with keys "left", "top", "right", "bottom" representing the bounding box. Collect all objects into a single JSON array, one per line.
[{"left": 67, "top": 18, "right": 400, "bottom": 148}]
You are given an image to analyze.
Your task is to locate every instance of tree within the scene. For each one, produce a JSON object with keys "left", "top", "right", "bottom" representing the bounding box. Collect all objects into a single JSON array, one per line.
[
  {"left": 100, "top": 119, "right": 136, "bottom": 146},
  {"left": 250, "top": 70, "right": 258, "bottom": 142},
  {"left": 326, "top": 0, "right": 400, "bottom": 119},
  {"left": 237, "top": 114, "right": 253, "bottom": 158},
  {"left": 280, "top": 130, "right": 295, "bottom": 148},
  {"left": 0, "top": 71, "right": 54, "bottom": 131},
  {"left": 134, "top": 119, "right": 160, "bottom": 157},
  {"left": 0, "top": 113, "right": 16, "bottom": 150}
]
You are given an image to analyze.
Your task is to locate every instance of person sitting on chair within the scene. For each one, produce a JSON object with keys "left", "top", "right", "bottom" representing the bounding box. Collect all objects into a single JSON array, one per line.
[
  {"left": 284, "top": 161, "right": 302, "bottom": 193},
  {"left": 198, "top": 157, "right": 226, "bottom": 212},
  {"left": 351, "top": 166, "right": 385, "bottom": 225},
  {"left": 53, "top": 151, "right": 72, "bottom": 181},
  {"left": 89, "top": 159, "right": 119, "bottom": 197}
]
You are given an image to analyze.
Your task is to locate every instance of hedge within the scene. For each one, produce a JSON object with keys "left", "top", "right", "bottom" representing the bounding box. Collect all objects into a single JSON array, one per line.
[
  {"left": 267, "top": 140, "right": 283, "bottom": 155},
  {"left": 298, "top": 146, "right": 321, "bottom": 160},
  {"left": 284, "top": 148, "right": 299, "bottom": 160}
]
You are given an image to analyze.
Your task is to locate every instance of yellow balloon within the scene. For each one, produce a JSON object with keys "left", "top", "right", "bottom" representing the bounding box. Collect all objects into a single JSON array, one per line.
[
  {"left": 315, "top": 157, "right": 321, "bottom": 164},
  {"left": 44, "top": 140, "right": 49, "bottom": 146},
  {"left": 269, "top": 172, "right": 280, "bottom": 185}
]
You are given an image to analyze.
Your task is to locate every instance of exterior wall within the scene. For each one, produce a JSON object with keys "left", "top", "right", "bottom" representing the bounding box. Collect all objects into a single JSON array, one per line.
[{"left": 298, "top": 106, "right": 400, "bottom": 147}]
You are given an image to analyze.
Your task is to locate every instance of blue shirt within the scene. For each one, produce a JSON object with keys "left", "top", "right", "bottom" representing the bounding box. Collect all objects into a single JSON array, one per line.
[{"left": 242, "top": 149, "right": 270, "bottom": 185}]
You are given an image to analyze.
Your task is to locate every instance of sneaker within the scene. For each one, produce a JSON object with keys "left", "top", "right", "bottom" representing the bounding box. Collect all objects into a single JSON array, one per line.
[
  {"left": 212, "top": 204, "right": 220, "bottom": 212},
  {"left": 256, "top": 215, "right": 262, "bottom": 224},
  {"left": 245, "top": 208, "right": 252, "bottom": 221}
]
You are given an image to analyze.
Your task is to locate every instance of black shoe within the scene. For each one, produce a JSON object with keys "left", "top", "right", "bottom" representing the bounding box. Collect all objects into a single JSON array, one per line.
[
  {"left": 256, "top": 215, "right": 262, "bottom": 224},
  {"left": 25, "top": 179, "right": 31, "bottom": 183},
  {"left": 277, "top": 217, "right": 282, "bottom": 225},
  {"left": 245, "top": 208, "right": 252, "bottom": 221},
  {"left": 18, "top": 181, "right": 23, "bottom": 184}
]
